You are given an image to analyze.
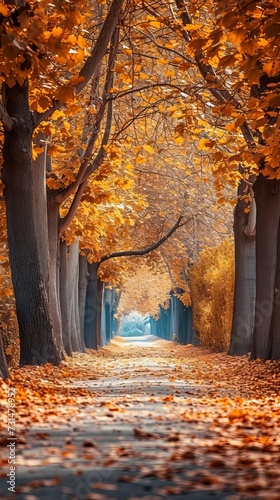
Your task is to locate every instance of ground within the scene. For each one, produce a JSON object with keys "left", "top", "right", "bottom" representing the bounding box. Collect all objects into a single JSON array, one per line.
[{"left": 0, "top": 336, "right": 280, "bottom": 500}]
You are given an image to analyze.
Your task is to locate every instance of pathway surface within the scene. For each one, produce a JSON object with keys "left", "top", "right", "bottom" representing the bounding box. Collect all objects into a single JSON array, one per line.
[{"left": 0, "top": 336, "right": 280, "bottom": 500}]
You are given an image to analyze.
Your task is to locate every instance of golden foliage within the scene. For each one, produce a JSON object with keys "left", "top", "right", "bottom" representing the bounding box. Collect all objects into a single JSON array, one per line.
[
  {"left": 117, "top": 260, "right": 171, "bottom": 316},
  {"left": 190, "top": 239, "right": 234, "bottom": 352}
]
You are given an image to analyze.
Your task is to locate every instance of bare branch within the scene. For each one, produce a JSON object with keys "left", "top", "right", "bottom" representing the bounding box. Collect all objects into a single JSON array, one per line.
[
  {"left": 108, "top": 82, "right": 183, "bottom": 101},
  {"left": 99, "top": 215, "right": 184, "bottom": 265}
]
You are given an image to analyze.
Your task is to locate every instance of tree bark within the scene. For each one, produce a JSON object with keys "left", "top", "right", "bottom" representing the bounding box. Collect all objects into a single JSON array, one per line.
[
  {"left": 96, "top": 277, "right": 104, "bottom": 347},
  {"left": 78, "top": 254, "right": 88, "bottom": 348},
  {"left": 0, "top": 333, "right": 10, "bottom": 379},
  {"left": 229, "top": 189, "right": 256, "bottom": 355},
  {"left": 251, "top": 174, "right": 280, "bottom": 360},
  {"left": 32, "top": 134, "right": 49, "bottom": 291},
  {"left": 59, "top": 241, "right": 72, "bottom": 355},
  {"left": 103, "top": 287, "right": 119, "bottom": 342},
  {"left": 269, "top": 221, "right": 280, "bottom": 359},
  {"left": 47, "top": 196, "right": 65, "bottom": 356},
  {"left": 2, "top": 81, "right": 62, "bottom": 366},
  {"left": 68, "top": 241, "right": 82, "bottom": 352},
  {"left": 84, "top": 262, "right": 98, "bottom": 349}
]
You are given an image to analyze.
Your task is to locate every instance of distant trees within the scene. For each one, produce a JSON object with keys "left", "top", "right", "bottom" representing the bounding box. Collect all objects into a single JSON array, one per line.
[{"left": 119, "top": 312, "right": 147, "bottom": 337}]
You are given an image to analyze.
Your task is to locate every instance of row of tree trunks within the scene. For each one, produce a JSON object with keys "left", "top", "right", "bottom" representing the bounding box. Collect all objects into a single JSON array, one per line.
[
  {"left": 1, "top": 114, "right": 109, "bottom": 371},
  {"left": 0, "top": 2, "right": 125, "bottom": 376},
  {"left": 2, "top": 82, "right": 62, "bottom": 368},
  {"left": 150, "top": 294, "right": 196, "bottom": 345},
  {"left": 0, "top": 232, "right": 113, "bottom": 376}
]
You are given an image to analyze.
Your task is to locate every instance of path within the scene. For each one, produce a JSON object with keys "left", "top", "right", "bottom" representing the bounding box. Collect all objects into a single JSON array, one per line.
[{"left": 0, "top": 337, "right": 280, "bottom": 500}]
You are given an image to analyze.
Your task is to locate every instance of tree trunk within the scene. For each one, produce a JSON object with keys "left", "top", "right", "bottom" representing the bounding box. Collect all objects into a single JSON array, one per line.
[
  {"left": 74, "top": 250, "right": 85, "bottom": 352},
  {"left": 105, "top": 301, "right": 111, "bottom": 343},
  {"left": 229, "top": 195, "right": 256, "bottom": 355},
  {"left": 47, "top": 195, "right": 65, "bottom": 356},
  {"left": 0, "top": 333, "right": 10, "bottom": 379},
  {"left": 59, "top": 241, "right": 72, "bottom": 355},
  {"left": 103, "top": 287, "right": 119, "bottom": 343},
  {"left": 68, "top": 241, "right": 82, "bottom": 352},
  {"left": 170, "top": 293, "right": 179, "bottom": 341},
  {"left": 269, "top": 221, "right": 280, "bottom": 359},
  {"left": 96, "top": 277, "right": 104, "bottom": 347},
  {"left": 33, "top": 138, "right": 64, "bottom": 356},
  {"left": 84, "top": 262, "right": 98, "bottom": 349},
  {"left": 251, "top": 174, "right": 280, "bottom": 360},
  {"left": 2, "top": 81, "right": 62, "bottom": 366},
  {"left": 32, "top": 133, "right": 50, "bottom": 291},
  {"left": 78, "top": 254, "right": 88, "bottom": 349}
]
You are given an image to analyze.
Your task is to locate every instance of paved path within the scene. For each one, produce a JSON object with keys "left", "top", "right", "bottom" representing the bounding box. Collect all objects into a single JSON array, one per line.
[{"left": 1, "top": 337, "right": 277, "bottom": 500}]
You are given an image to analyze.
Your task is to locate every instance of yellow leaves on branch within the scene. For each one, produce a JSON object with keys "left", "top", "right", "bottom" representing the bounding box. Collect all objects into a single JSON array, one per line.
[
  {"left": 0, "top": 0, "right": 90, "bottom": 91},
  {"left": 55, "top": 85, "right": 76, "bottom": 104},
  {"left": 118, "top": 261, "right": 171, "bottom": 316}
]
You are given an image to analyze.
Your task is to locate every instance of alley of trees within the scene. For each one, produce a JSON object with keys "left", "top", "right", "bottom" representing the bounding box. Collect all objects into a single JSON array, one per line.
[
  {"left": 0, "top": 3, "right": 280, "bottom": 500},
  {"left": 0, "top": 0, "right": 280, "bottom": 377}
]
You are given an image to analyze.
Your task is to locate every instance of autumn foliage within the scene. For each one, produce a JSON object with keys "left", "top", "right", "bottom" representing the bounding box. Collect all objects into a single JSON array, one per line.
[{"left": 190, "top": 239, "right": 234, "bottom": 352}]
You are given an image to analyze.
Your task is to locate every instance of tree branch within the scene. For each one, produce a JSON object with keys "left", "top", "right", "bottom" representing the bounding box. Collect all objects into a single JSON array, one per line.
[
  {"left": 34, "top": 0, "right": 124, "bottom": 127},
  {"left": 108, "top": 82, "right": 183, "bottom": 101},
  {"left": 174, "top": 0, "right": 256, "bottom": 148},
  {"left": 58, "top": 179, "right": 87, "bottom": 237},
  {"left": 99, "top": 215, "right": 184, "bottom": 265},
  {"left": 58, "top": 27, "right": 119, "bottom": 235},
  {"left": 58, "top": 101, "right": 114, "bottom": 237}
]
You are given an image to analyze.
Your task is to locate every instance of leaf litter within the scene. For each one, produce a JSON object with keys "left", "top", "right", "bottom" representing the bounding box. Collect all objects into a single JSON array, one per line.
[{"left": 0, "top": 337, "right": 279, "bottom": 499}]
